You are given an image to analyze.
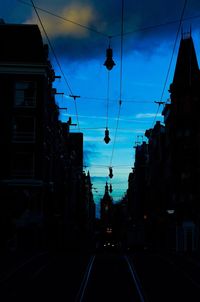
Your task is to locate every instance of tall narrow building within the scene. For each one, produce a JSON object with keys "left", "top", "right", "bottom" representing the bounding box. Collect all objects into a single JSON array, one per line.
[
  {"left": 0, "top": 21, "right": 57, "bottom": 249},
  {"left": 163, "top": 33, "right": 200, "bottom": 251},
  {"left": 100, "top": 182, "right": 113, "bottom": 233}
]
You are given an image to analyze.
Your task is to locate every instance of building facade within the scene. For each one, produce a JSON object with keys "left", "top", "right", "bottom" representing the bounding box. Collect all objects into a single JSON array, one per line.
[
  {"left": 0, "top": 21, "right": 95, "bottom": 252},
  {"left": 128, "top": 34, "right": 200, "bottom": 253}
]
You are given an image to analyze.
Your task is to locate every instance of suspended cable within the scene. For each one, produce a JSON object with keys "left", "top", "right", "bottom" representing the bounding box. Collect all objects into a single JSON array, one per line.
[
  {"left": 18, "top": 0, "right": 108, "bottom": 37},
  {"left": 151, "top": 104, "right": 162, "bottom": 128},
  {"left": 104, "top": 36, "right": 114, "bottom": 144},
  {"left": 109, "top": 0, "right": 124, "bottom": 166},
  {"left": 106, "top": 66, "right": 110, "bottom": 128},
  {"left": 87, "top": 164, "right": 132, "bottom": 168},
  {"left": 109, "top": 103, "right": 122, "bottom": 165},
  {"left": 67, "top": 95, "right": 153, "bottom": 103},
  {"left": 73, "top": 98, "right": 80, "bottom": 131},
  {"left": 119, "top": 0, "right": 124, "bottom": 103},
  {"left": 30, "top": 0, "right": 80, "bottom": 131},
  {"left": 151, "top": 0, "right": 188, "bottom": 128},
  {"left": 112, "top": 13, "right": 200, "bottom": 38},
  {"left": 19, "top": 0, "right": 200, "bottom": 39},
  {"left": 161, "top": 0, "right": 188, "bottom": 104}
]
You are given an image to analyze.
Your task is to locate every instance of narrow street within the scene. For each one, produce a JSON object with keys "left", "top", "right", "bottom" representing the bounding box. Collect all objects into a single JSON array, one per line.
[{"left": 1, "top": 249, "right": 200, "bottom": 302}]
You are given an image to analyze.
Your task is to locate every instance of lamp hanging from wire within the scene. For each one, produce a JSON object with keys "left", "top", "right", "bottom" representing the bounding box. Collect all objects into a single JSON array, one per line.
[
  {"left": 104, "top": 127, "right": 111, "bottom": 144},
  {"left": 104, "top": 47, "right": 112, "bottom": 144},
  {"left": 103, "top": 37, "right": 116, "bottom": 71},
  {"left": 109, "top": 167, "right": 113, "bottom": 178}
]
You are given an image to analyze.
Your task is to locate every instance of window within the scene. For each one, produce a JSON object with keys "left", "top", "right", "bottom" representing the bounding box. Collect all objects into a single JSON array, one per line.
[
  {"left": 11, "top": 152, "right": 35, "bottom": 178},
  {"left": 12, "top": 116, "right": 35, "bottom": 141},
  {"left": 14, "top": 81, "right": 36, "bottom": 107}
]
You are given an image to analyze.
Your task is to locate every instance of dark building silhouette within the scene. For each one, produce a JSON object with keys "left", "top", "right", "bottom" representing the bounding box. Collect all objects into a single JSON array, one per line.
[
  {"left": 100, "top": 182, "right": 113, "bottom": 241},
  {"left": 126, "top": 142, "right": 148, "bottom": 249},
  {"left": 0, "top": 21, "right": 95, "bottom": 252},
  {"left": 128, "top": 33, "right": 200, "bottom": 253},
  {"left": 144, "top": 121, "right": 167, "bottom": 249},
  {"left": 162, "top": 34, "right": 200, "bottom": 252},
  {"left": 112, "top": 195, "right": 128, "bottom": 248},
  {"left": 0, "top": 22, "right": 55, "bottom": 250}
]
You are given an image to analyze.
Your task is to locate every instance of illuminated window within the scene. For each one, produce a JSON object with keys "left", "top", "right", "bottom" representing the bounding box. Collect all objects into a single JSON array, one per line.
[{"left": 15, "top": 81, "right": 36, "bottom": 107}]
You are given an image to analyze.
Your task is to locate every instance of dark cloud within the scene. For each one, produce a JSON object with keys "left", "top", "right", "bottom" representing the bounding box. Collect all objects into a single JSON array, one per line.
[
  {"left": 35, "top": 0, "right": 200, "bottom": 61},
  {"left": 4, "top": 0, "right": 200, "bottom": 61}
]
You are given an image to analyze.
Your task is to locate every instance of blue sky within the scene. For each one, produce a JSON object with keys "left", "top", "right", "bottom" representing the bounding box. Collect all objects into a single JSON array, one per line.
[{"left": 2, "top": 0, "right": 200, "bottom": 217}]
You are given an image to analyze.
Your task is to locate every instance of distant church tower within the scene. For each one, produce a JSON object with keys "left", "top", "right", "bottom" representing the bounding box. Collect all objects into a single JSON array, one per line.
[{"left": 100, "top": 182, "right": 113, "bottom": 228}]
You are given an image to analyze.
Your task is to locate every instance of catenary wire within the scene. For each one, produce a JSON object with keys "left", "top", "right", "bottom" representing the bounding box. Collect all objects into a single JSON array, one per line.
[
  {"left": 151, "top": 0, "right": 188, "bottom": 127},
  {"left": 18, "top": 0, "right": 108, "bottom": 37},
  {"left": 18, "top": 0, "right": 200, "bottom": 39},
  {"left": 30, "top": 0, "right": 80, "bottom": 131},
  {"left": 23, "top": 1, "right": 192, "bottom": 202},
  {"left": 111, "top": 13, "right": 200, "bottom": 37},
  {"left": 66, "top": 95, "right": 154, "bottom": 103},
  {"left": 109, "top": 0, "right": 124, "bottom": 167},
  {"left": 106, "top": 69, "right": 110, "bottom": 128}
]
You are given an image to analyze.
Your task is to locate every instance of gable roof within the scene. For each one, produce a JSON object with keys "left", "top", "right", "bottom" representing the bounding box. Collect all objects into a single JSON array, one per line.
[{"left": 170, "top": 36, "right": 200, "bottom": 94}]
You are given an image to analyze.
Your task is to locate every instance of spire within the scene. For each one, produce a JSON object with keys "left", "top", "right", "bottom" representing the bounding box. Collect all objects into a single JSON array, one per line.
[
  {"left": 101, "top": 181, "right": 112, "bottom": 203},
  {"left": 105, "top": 181, "right": 109, "bottom": 194},
  {"left": 169, "top": 34, "right": 200, "bottom": 95},
  {"left": 87, "top": 171, "right": 91, "bottom": 184}
]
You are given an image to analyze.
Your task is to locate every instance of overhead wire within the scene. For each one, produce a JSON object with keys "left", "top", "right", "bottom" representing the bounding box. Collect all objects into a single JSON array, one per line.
[
  {"left": 20, "top": 0, "right": 193, "bottom": 134},
  {"left": 106, "top": 50, "right": 111, "bottom": 128},
  {"left": 81, "top": 97, "right": 153, "bottom": 103},
  {"left": 19, "top": 0, "right": 200, "bottom": 39},
  {"left": 22, "top": 0, "right": 192, "bottom": 201},
  {"left": 109, "top": 0, "right": 124, "bottom": 167},
  {"left": 151, "top": 0, "right": 188, "bottom": 127},
  {"left": 111, "top": 13, "right": 200, "bottom": 37},
  {"left": 18, "top": 0, "right": 108, "bottom": 37},
  {"left": 30, "top": 0, "right": 80, "bottom": 131}
]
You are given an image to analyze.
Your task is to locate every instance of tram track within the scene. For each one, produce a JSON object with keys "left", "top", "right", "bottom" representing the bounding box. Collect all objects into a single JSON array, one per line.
[
  {"left": 124, "top": 255, "right": 148, "bottom": 302},
  {"left": 1, "top": 250, "right": 200, "bottom": 301},
  {"left": 75, "top": 253, "right": 147, "bottom": 302},
  {"left": 75, "top": 255, "right": 96, "bottom": 302},
  {"left": 0, "top": 251, "right": 94, "bottom": 301}
]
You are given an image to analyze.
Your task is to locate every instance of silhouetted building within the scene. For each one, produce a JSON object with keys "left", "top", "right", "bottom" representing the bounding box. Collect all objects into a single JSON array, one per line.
[
  {"left": 100, "top": 182, "right": 113, "bottom": 240},
  {"left": 112, "top": 195, "right": 128, "bottom": 247},
  {"left": 162, "top": 34, "right": 200, "bottom": 252},
  {"left": 0, "top": 21, "right": 95, "bottom": 252},
  {"left": 80, "top": 171, "right": 96, "bottom": 250},
  {"left": 144, "top": 121, "right": 166, "bottom": 249},
  {"left": 0, "top": 22, "right": 58, "bottom": 250},
  {"left": 127, "top": 142, "right": 148, "bottom": 248},
  {"left": 129, "top": 34, "right": 200, "bottom": 253}
]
